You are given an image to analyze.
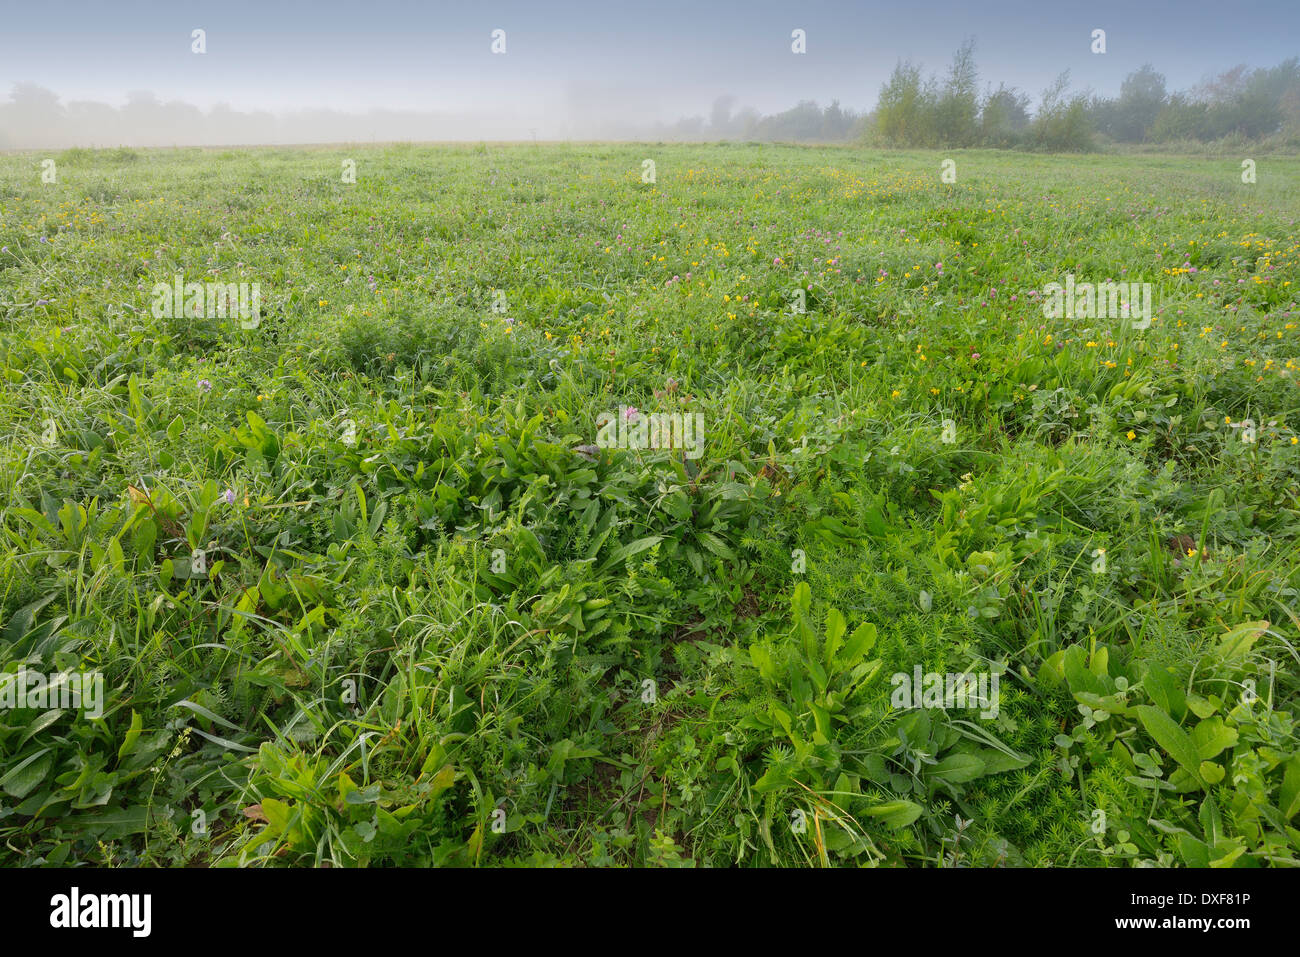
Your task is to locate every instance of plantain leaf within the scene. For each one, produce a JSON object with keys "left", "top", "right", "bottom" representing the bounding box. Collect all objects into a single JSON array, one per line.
[
  {"left": 1143, "top": 663, "right": 1185, "bottom": 722},
  {"left": 865, "top": 800, "right": 923, "bottom": 829},
  {"left": 598, "top": 535, "right": 662, "bottom": 572},
  {"left": 1136, "top": 705, "right": 1202, "bottom": 785},
  {"left": 1216, "top": 620, "right": 1269, "bottom": 660},
  {"left": 1, "top": 747, "right": 53, "bottom": 799}
]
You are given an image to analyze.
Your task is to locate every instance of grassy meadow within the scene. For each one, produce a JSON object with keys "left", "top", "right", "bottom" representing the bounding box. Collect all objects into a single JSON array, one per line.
[{"left": 2, "top": 142, "right": 1300, "bottom": 867}]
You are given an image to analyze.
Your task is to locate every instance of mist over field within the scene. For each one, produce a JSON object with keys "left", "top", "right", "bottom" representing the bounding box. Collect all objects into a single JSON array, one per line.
[{"left": 1, "top": 0, "right": 1297, "bottom": 148}]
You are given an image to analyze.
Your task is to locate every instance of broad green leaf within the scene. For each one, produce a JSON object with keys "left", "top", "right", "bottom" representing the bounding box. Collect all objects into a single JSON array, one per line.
[
  {"left": 1136, "top": 705, "right": 1202, "bottom": 785},
  {"left": 1036, "top": 649, "right": 1065, "bottom": 691},
  {"left": 838, "top": 622, "right": 877, "bottom": 667},
  {"left": 769, "top": 705, "right": 792, "bottom": 738},
  {"left": 1, "top": 748, "right": 53, "bottom": 799},
  {"left": 425, "top": 764, "right": 456, "bottom": 800},
  {"left": 117, "top": 709, "right": 144, "bottom": 760},
  {"left": 749, "top": 642, "right": 780, "bottom": 685},
  {"left": 1062, "top": 644, "right": 1100, "bottom": 695},
  {"left": 260, "top": 797, "right": 292, "bottom": 833},
  {"left": 1216, "top": 620, "right": 1268, "bottom": 660},
  {"left": 865, "top": 800, "right": 923, "bottom": 829},
  {"left": 823, "top": 608, "right": 847, "bottom": 669},
  {"left": 1088, "top": 645, "right": 1109, "bottom": 680},
  {"left": 2, "top": 593, "right": 57, "bottom": 644},
  {"left": 695, "top": 531, "right": 735, "bottom": 561},
  {"left": 981, "top": 749, "right": 1032, "bottom": 774},
  {"left": 1177, "top": 833, "right": 1210, "bottom": 867},
  {"left": 1209, "top": 843, "right": 1247, "bottom": 868},
  {"left": 1143, "top": 663, "right": 1185, "bottom": 722},
  {"left": 599, "top": 535, "right": 662, "bottom": 571},
  {"left": 927, "top": 753, "right": 985, "bottom": 785},
  {"left": 791, "top": 582, "right": 812, "bottom": 619},
  {"left": 753, "top": 765, "right": 790, "bottom": 794},
  {"left": 19, "top": 708, "right": 65, "bottom": 746},
  {"left": 808, "top": 657, "right": 829, "bottom": 695},
  {"left": 1190, "top": 717, "right": 1237, "bottom": 761},
  {"left": 1199, "top": 796, "right": 1223, "bottom": 846},
  {"left": 810, "top": 702, "right": 831, "bottom": 744},
  {"left": 1279, "top": 755, "right": 1300, "bottom": 819}
]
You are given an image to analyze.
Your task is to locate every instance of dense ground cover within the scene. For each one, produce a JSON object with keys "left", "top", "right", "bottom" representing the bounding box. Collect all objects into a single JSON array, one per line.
[{"left": 1, "top": 143, "right": 1299, "bottom": 866}]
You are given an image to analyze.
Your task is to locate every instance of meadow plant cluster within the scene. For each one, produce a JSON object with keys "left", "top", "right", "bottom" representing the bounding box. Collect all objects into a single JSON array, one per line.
[{"left": 0, "top": 143, "right": 1298, "bottom": 867}]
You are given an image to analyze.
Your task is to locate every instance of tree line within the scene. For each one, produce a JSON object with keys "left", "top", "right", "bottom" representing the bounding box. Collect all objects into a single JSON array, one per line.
[{"left": 659, "top": 41, "right": 1300, "bottom": 151}]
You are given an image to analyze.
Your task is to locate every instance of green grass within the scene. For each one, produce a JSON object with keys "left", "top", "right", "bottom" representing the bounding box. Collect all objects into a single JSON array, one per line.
[{"left": 1, "top": 142, "right": 1299, "bottom": 867}]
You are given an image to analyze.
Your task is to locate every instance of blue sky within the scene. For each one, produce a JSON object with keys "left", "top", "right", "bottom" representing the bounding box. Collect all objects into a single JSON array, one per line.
[{"left": 1, "top": 0, "right": 1296, "bottom": 122}]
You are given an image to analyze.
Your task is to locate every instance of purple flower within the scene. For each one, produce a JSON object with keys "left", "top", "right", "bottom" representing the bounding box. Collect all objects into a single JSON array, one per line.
[
  {"left": 198, "top": 378, "right": 213, "bottom": 392},
  {"left": 222, "top": 488, "right": 236, "bottom": 505}
]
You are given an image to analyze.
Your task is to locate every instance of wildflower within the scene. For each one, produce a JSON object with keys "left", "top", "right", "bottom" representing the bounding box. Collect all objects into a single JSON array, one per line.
[
  {"left": 198, "top": 378, "right": 212, "bottom": 392},
  {"left": 1126, "top": 430, "right": 1136, "bottom": 440},
  {"left": 222, "top": 488, "right": 236, "bottom": 505},
  {"left": 624, "top": 407, "right": 639, "bottom": 422}
]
